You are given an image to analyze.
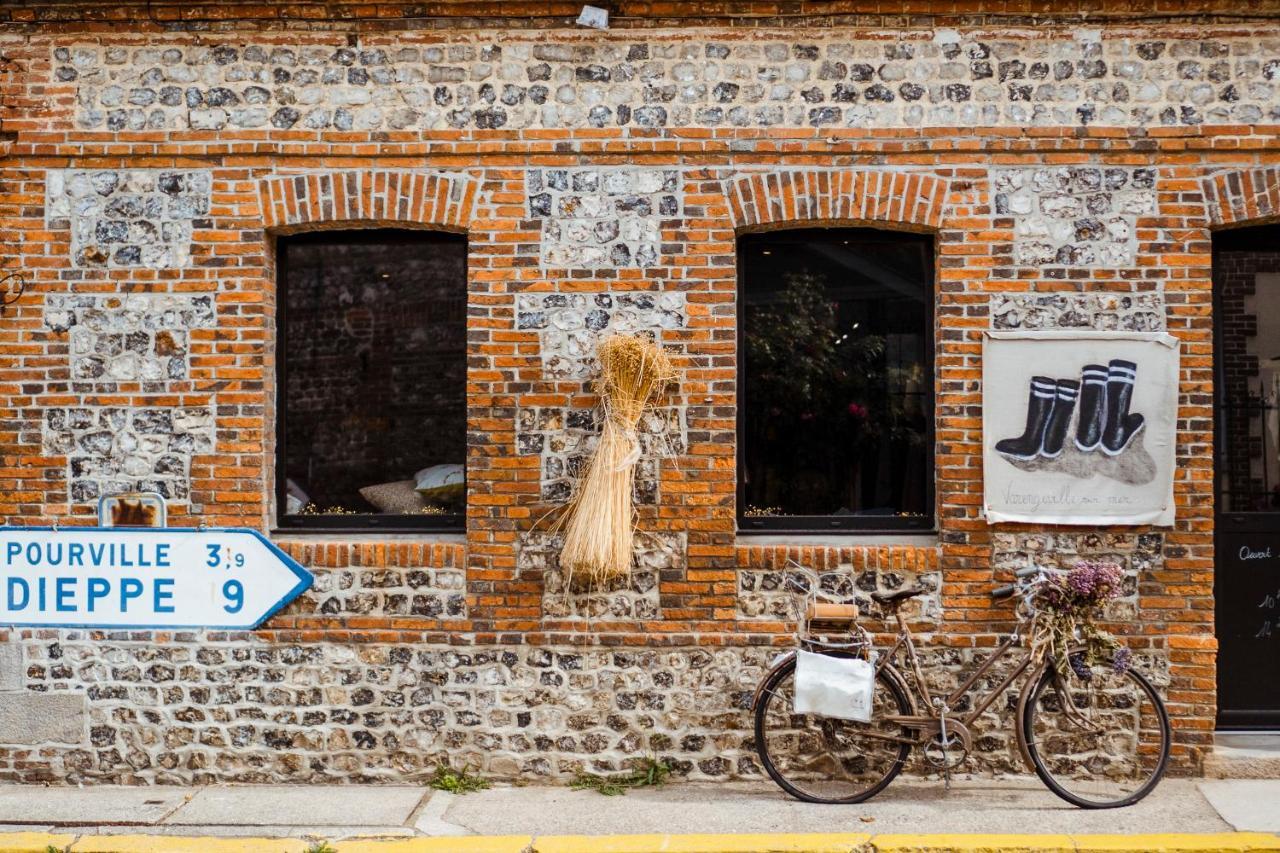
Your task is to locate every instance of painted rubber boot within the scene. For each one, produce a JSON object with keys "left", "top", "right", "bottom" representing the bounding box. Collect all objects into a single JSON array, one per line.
[
  {"left": 1074, "top": 364, "right": 1108, "bottom": 452},
  {"left": 1040, "top": 379, "right": 1079, "bottom": 458},
  {"left": 995, "top": 376, "right": 1058, "bottom": 461},
  {"left": 1101, "top": 359, "right": 1145, "bottom": 456}
]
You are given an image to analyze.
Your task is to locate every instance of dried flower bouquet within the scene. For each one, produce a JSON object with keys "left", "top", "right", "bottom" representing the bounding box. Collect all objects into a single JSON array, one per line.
[{"left": 1031, "top": 560, "right": 1132, "bottom": 679}]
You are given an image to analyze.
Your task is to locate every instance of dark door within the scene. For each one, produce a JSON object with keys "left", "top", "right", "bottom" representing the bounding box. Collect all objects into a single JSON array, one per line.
[{"left": 1214, "top": 224, "right": 1280, "bottom": 729}]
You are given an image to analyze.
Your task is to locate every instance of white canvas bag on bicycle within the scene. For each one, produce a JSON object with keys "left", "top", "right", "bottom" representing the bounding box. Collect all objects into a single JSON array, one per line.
[{"left": 793, "top": 649, "right": 875, "bottom": 723}]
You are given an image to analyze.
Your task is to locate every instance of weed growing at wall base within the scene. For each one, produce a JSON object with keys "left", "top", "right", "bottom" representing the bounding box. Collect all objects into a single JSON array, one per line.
[
  {"left": 430, "top": 763, "right": 491, "bottom": 794},
  {"left": 572, "top": 757, "right": 672, "bottom": 796}
]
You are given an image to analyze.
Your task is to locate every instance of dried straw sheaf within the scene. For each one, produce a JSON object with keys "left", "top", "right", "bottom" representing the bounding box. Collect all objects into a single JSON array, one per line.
[{"left": 558, "top": 333, "right": 678, "bottom": 588}]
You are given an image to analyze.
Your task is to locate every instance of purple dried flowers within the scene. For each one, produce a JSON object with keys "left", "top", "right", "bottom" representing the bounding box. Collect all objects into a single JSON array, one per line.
[
  {"left": 1032, "top": 559, "right": 1132, "bottom": 677},
  {"left": 1069, "top": 560, "right": 1123, "bottom": 601},
  {"left": 1039, "top": 560, "right": 1124, "bottom": 613}
]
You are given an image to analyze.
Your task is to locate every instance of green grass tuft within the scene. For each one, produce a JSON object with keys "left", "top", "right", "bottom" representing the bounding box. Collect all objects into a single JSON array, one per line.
[
  {"left": 430, "top": 762, "right": 491, "bottom": 794},
  {"left": 571, "top": 756, "right": 671, "bottom": 796},
  {"left": 305, "top": 843, "right": 336, "bottom": 853}
]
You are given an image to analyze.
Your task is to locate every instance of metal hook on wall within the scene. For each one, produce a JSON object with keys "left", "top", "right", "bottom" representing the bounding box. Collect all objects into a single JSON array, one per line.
[{"left": 0, "top": 272, "right": 26, "bottom": 317}]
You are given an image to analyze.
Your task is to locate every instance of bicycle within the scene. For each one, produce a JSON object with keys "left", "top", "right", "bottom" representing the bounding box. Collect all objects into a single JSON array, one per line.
[{"left": 751, "top": 563, "right": 1171, "bottom": 809}]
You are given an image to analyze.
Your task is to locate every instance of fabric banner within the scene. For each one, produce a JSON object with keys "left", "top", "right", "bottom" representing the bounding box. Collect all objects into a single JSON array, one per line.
[{"left": 982, "top": 331, "right": 1180, "bottom": 526}]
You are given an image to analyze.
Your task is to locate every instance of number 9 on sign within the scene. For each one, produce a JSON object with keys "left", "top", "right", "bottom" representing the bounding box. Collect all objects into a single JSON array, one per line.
[{"left": 222, "top": 579, "right": 244, "bottom": 614}]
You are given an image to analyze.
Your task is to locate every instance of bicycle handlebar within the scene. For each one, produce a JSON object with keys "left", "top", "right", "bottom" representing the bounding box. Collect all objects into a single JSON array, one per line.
[{"left": 991, "top": 564, "right": 1050, "bottom": 600}]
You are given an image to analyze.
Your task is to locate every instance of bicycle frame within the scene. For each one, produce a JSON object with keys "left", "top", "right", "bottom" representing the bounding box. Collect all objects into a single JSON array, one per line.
[
  {"left": 748, "top": 565, "right": 1097, "bottom": 769},
  {"left": 784, "top": 606, "right": 1075, "bottom": 771},
  {"left": 751, "top": 564, "right": 1171, "bottom": 808},
  {"left": 873, "top": 609, "right": 1034, "bottom": 744}
]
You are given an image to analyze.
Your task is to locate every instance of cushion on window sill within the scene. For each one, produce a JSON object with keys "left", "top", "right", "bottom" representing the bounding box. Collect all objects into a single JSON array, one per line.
[
  {"left": 285, "top": 478, "right": 310, "bottom": 515},
  {"left": 414, "top": 463, "right": 465, "bottom": 503},
  {"left": 358, "top": 479, "right": 428, "bottom": 513}
]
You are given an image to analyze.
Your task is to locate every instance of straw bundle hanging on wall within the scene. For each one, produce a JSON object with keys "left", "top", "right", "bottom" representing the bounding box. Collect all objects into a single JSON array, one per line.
[{"left": 558, "top": 333, "right": 678, "bottom": 588}]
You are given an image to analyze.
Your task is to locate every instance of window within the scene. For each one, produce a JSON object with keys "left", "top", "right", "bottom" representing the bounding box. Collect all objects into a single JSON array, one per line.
[
  {"left": 277, "top": 229, "right": 466, "bottom": 529},
  {"left": 738, "top": 228, "right": 933, "bottom": 532},
  {"left": 1214, "top": 223, "right": 1280, "bottom": 515}
]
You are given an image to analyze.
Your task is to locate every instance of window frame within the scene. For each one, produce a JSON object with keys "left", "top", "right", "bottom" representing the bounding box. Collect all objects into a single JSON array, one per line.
[
  {"left": 1211, "top": 222, "right": 1280, "bottom": 524},
  {"left": 274, "top": 228, "right": 467, "bottom": 532},
  {"left": 735, "top": 226, "right": 936, "bottom": 535}
]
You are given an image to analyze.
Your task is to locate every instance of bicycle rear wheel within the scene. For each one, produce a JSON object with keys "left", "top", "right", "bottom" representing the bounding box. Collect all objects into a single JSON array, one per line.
[
  {"left": 1022, "top": 651, "right": 1170, "bottom": 809},
  {"left": 753, "top": 653, "right": 913, "bottom": 804}
]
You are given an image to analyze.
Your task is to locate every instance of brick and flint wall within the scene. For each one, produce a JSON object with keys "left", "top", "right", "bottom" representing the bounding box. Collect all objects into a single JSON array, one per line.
[{"left": 1, "top": 0, "right": 1277, "bottom": 784}]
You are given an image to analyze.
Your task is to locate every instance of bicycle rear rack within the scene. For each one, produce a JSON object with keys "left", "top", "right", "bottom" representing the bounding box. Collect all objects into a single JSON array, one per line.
[{"left": 783, "top": 559, "right": 874, "bottom": 656}]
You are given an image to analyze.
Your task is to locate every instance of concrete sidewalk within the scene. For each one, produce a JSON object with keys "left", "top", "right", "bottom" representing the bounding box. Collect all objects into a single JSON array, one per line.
[{"left": 0, "top": 776, "right": 1275, "bottom": 841}]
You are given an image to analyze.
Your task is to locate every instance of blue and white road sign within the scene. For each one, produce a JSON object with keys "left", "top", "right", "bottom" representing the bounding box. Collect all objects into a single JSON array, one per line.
[{"left": 0, "top": 527, "right": 312, "bottom": 630}]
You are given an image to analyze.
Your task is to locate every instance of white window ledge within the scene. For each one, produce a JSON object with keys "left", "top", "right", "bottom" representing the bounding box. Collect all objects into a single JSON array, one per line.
[
  {"left": 735, "top": 533, "right": 940, "bottom": 548},
  {"left": 270, "top": 530, "right": 466, "bottom": 544}
]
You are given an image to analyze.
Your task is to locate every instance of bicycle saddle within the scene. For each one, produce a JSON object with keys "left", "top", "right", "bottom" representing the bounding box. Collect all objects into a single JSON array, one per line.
[{"left": 870, "top": 585, "right": 928, "bottom": 605}]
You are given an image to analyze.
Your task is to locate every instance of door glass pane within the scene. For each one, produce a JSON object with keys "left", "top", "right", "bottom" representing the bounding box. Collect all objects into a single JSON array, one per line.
[{"left": 1216, "top": 230, "right": 1280, "bottom": 513}]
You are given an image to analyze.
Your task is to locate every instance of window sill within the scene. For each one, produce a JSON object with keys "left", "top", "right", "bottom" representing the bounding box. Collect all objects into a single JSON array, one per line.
[
  {"left": 270, "top": 529, "right": 466, "bottom": 544},
  {"left": 735, "top": 532, "right": 940, "bottom": 548}
]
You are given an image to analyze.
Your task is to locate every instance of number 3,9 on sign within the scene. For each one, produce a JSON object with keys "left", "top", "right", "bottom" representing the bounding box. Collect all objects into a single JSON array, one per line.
[{"left": 0, "top": 527, "right": 313, "bottom": 630}]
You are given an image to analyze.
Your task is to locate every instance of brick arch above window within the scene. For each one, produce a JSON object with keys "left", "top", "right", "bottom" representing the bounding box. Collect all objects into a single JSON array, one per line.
[
  {"left": 1202, "top": 167, "right": 1280, "bottom": 227},
  {"left": 258, "top": 170, "right": 479, "bottom": 232},
  {"left": 725, "top": 169, "right": 948, "bottom": 232}
]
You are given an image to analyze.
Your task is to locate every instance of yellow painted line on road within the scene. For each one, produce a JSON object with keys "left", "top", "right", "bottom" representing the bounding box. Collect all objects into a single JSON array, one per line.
[
  {"left": 871, "top": 834, "right": 1075, "bottom": 852},
  {"left": 349, "top": 833, "right": 1280, "bottom": 853},
  {"left": 868, "top": 833, "right": 1280, "bottom": 852},
  {"left": 0, "top": 833, "right": 77, "bottom": 853},
  {"left": 337, "top": 836, "right": 535, "bottom": 853},
  {"left": 532, "top": 833, "right": 872, "bottom": 852},
  {"left": 523, "top": 833, "right": 1280, "bottom": 853},
  {"left": 0, "top": 831, "right": 1276, "bottom": 853},
  {"left": 68, "top": 835, "right": 312, "bottom": 853},
  {"left": 1066, "top": 835, "right": 1280, "bottom": 853}
]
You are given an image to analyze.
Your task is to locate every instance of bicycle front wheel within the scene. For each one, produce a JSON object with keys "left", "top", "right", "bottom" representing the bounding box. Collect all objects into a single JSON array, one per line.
[
  {"left": 1022, "top": 652, "right": 1171, "bottom": 809},
  {"left": 753, "top": 653, "right": 912, "bottom": 804}
]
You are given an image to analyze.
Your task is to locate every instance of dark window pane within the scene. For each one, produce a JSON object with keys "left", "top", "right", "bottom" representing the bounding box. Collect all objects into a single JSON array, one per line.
[
  {"left": 279, "top": 230, "right": 466, "bottom": 527},
  {"left": 739, "top": 228, "right": 932, "bottom": 528},
  {"left": 1214, "top": 224, "right": 1280, "bottom": 513}
]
